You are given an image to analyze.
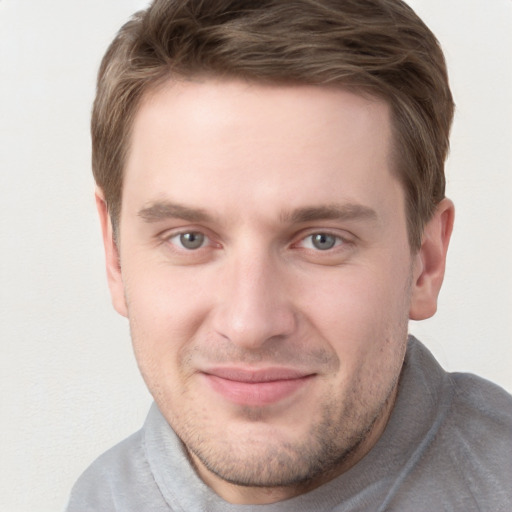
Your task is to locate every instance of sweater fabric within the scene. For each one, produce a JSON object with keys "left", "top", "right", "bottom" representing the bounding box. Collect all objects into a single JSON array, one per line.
[{"left": 66, "top": 337, "right": 512, "bottom": 511}]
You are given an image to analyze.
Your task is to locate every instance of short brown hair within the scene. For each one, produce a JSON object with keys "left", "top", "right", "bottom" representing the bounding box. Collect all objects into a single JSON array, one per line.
[{"left": 92, "top": 0, "right": 454, "bottom": 250}]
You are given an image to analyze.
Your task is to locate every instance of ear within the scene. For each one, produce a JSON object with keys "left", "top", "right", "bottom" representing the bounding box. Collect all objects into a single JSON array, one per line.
[
  {"left": 95, "top": 188, "right": 128, "bottom": 318},
  {"left": 409, "top": 198, "right": 455, "bottom": 320}
]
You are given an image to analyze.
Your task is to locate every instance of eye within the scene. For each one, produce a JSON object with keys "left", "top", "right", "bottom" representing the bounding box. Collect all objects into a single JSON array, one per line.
[
  {"left": 169, "top": 231, "right": 208, "bottom": 250},
  {"left": 300, "top": 233, "right": 343, "bottom": 251}
]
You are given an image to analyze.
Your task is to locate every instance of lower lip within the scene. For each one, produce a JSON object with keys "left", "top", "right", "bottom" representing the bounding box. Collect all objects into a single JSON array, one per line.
[{"left": 204, "top": 374, "right": 313, "bottom": 407}]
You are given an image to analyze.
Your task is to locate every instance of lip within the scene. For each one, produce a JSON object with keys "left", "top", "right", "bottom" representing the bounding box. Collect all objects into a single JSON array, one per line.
[{"left": 201, "top": 367, "right": 315, "bottom": 407}]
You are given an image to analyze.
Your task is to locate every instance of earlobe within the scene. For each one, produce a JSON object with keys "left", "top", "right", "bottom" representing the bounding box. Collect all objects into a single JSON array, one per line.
[
  {"left": 95, "top": 188, "right": 128, "bottom": 318},
  {"left": 409, "top": 198, "right": 455, "bottom": 321}
]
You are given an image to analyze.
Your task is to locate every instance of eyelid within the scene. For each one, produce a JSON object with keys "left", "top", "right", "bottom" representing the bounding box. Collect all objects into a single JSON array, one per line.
[
  {"left": 161, "top": 227, "right": 220, "bottom": 250},
  {"left": 158, "top": 226, "right": 354, "bottom": 253},
  {"left": 293, "top": 229, "right": 353, "bottom": 249},
  {"left": 169, "top": 231, "right": 208, "bottom": 250}
]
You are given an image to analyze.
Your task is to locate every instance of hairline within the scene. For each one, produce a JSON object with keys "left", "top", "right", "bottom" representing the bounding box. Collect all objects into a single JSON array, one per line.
[{"left": 110, "top": 71, "right": 422, "bottom": 252}]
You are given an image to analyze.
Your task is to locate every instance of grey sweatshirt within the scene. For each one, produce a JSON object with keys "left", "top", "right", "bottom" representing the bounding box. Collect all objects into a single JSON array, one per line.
[{"left": 66, "top": 337, "right": 512, "bottom": 511}]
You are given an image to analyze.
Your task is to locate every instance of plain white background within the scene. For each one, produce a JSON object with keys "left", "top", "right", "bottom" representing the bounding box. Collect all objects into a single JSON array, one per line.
[{"left": 1, "top": 1, "right": 510, "bottom": 510}]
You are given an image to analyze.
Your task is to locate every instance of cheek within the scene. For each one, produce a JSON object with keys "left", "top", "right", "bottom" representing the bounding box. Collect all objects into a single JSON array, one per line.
[
  {"left": 122, "top": 266, "right": 211, "bottom": 376},
  {"left": 126, "top": 258, "right": 209, "bottom": 321},
  {"left": 300, "top": 263, "right": 411, "bottom": 359}
]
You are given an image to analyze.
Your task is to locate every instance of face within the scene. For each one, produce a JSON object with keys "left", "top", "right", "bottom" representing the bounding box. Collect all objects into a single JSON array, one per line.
[{"left": 100, "top": 79, "right": 445, "bottom": 504}]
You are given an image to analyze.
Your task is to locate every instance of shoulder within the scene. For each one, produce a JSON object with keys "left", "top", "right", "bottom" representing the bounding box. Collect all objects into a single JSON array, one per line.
[
  {"left": 448, "top": 372, "right": 512, "bottom": 443},
  {"left": 429, "top": 372, "right": 512, "bottom": 508},
  {"left": 65, "top": 429, "right": 167, "bottom": 512},
  {"left": 386, "top": 346, "right": 512, "bottom": 510},
  {"left": 406, "top": 337, "right": 512, "bottom": 435}
]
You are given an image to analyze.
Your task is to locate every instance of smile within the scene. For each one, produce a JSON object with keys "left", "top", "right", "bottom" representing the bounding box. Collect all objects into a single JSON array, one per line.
[{"left": 201, "top": 368, "right": 315, "bottom": 407}]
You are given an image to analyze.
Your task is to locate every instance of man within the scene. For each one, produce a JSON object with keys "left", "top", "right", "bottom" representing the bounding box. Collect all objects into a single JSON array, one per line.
[{"left": 66, "top": 0, "right": 512, "bottom": 510}]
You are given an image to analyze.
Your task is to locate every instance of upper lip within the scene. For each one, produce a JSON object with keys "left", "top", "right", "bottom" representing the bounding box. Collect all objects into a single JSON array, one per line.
[{"left": 202, "top": 367, "right": 314, "bottom": 383}]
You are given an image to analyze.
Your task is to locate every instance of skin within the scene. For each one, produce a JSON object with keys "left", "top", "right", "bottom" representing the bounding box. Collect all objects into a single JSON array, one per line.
[{"left": 97, "top": 79, "right": 454, "bottom": 504}]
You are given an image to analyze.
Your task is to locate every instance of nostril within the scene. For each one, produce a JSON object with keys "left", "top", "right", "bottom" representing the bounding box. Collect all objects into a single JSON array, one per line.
[{"left": 211, "top": 298, "right": 297, "bottom": 349}]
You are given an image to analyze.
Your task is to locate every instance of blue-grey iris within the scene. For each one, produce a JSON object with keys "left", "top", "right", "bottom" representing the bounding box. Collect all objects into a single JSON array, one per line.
[
  {"left": 312, "top": 233, "right": 337, "bottom": 250},
  {"left": 180, "top": 232, "right": 204, "bottom": 249}
]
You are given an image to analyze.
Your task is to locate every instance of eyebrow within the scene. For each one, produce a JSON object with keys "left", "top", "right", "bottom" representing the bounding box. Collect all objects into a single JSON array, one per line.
[
  {"left": 138, "top": 201, "right": 378, "bottom": 225},
  {"left": 138, "top": 202, "right": 212, "bottom": 223},
  {"left": 280, "top": 204, "right": 378, "bottom": 224}
]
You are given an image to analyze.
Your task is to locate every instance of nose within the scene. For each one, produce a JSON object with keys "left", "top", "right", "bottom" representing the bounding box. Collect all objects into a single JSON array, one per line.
[{"left": 211, "top": 248, "right": 297, "bottom": 350}]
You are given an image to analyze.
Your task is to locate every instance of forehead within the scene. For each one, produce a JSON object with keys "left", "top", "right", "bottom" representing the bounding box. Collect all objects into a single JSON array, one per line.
[{"left": 122, "top": 78, "right": 401, "bottom": 224}]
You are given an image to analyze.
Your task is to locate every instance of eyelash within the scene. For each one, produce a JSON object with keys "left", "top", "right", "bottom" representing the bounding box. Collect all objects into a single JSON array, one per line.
[
  {"left": 165, "top": 230, "right": 216, "bottom": 251},
  {"left": 295, "top": 232, "right": 347, "bottom": 251},
  {"left": 163, "top": 229, "right": 351, "bottom": 253}
]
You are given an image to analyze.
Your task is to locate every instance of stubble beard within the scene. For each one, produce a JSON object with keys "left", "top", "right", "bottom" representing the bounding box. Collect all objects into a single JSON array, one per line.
[
  {"left": 178, "top": 366, "right": 401, "bottom": 492},
  {"left": 175, "top": 314, "right": 411, "bottom": 492},
  {"left": 134, "top": 325, "right": 409, "bottom": 494},
  {"left": 130, "top": 272, "right": 412, "bottom": 493}
]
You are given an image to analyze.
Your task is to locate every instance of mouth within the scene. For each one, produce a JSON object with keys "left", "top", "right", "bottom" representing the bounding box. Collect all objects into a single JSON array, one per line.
[{"left": 201, "top": 367, "right": 315, "bottom": 407}]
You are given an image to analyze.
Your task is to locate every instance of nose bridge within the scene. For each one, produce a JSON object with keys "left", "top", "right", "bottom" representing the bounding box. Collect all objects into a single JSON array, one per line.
[{"left": 213, "top": 242, "right": 295, "bottom": 348}]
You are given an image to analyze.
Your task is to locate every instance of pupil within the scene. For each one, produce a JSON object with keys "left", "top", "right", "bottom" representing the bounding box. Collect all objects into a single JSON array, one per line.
[
  {"left": 313, "top": 233, "right": 335, "bottom": 250},
  {"left": 180, "top": 232, "right": 204, "bottom": 249}
]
